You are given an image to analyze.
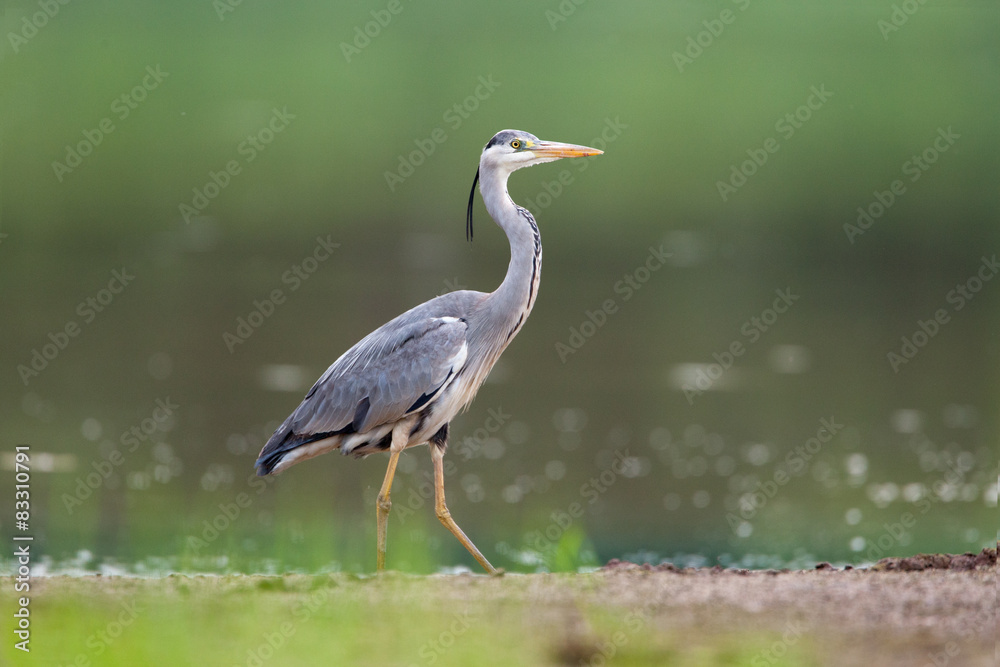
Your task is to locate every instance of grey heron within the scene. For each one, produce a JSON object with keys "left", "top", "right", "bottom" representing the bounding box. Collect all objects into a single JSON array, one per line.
[{"left": 255, "top": 130, "right": 603, "bottom": 574}]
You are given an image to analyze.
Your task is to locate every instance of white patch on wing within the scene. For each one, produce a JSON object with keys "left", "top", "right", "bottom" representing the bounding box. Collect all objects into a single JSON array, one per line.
[{"left": 448, "top": 341, "right": 469, "bottom": 374}]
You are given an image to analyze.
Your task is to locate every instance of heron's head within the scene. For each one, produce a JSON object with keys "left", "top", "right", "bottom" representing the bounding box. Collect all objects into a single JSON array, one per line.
[
  {"left": 479, "top": 129, "right": 603, "bottom": 173},
  {"left": 467, "top": 130, "right": 602, "bottom": 240}
]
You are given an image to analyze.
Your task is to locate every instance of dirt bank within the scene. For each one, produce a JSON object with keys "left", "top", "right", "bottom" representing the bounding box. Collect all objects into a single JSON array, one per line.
[
  {"left": 588, "top": 548, "right": 996, "bottom": 666},
  {"left": 6, "top": 548, "right": 995, "bottom": 666}
]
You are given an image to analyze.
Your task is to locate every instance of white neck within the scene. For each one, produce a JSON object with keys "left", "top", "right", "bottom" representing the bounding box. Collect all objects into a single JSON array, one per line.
[{"left": 475, "top": 164, "right": 543, "bottom": 350}]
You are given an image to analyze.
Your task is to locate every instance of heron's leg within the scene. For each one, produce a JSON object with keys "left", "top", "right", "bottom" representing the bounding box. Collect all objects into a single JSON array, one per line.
[
  {"left": 376, "top": 424, "right": 409, "bottom": 572},
  {"left": 431, "top": 444, "right": 501, "bottom": 576}
]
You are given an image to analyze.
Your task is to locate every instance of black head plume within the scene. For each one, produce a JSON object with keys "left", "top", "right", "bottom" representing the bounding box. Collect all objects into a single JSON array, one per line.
[{"left": 466, "top": 167, "right": 479, "bottom": 242}]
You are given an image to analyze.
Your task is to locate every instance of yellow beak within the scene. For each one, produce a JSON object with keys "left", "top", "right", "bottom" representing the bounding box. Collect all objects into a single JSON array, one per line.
[{"left": 529, "top": 141, "right": 604, "bottom": 158}]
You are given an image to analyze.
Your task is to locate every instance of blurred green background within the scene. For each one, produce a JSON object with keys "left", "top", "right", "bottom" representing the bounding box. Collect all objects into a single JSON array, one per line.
[{"left": 0, "top": 0, "right": 996, "bottom": 575}]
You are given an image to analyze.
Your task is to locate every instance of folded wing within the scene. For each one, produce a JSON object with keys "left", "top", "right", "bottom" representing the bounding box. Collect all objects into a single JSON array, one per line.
[{"left": 255, "top": 316, "right": 469, "bottom": 473}]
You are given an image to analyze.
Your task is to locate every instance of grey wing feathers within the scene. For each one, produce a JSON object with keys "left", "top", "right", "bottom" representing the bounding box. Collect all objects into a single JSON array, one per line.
[
  {"left": 288, "top": 315, "right": 467, "bottom": 436},
  {"left": 255, "top": 292, "right": 485, "bottom": 475}
]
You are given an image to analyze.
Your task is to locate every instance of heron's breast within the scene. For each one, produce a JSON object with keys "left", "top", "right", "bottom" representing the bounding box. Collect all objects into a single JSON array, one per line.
[{"left": 405, "top": 371, "right": 485, "bottom": 446}]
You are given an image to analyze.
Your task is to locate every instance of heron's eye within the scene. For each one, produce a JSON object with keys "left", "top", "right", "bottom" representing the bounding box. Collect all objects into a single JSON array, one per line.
[{"left": 510, "top": 139, "right": 521, "bottom": 149}]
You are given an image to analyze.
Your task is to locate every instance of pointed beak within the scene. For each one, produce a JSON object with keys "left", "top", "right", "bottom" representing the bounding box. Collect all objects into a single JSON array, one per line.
[{"left": 528, "top": 141, "right": 603, "bottom": 158}]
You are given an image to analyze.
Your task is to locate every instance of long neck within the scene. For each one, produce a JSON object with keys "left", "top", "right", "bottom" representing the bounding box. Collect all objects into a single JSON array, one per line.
[{"left": 477, "top": 164, "right": 542, "bottom": 347}]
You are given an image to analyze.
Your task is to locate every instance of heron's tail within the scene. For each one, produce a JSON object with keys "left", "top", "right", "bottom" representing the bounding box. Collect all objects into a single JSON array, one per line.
[
  {"left": 254, "top": 422, "right": 296, "bottom": 476},
  {"left": 254, "top": 418, "right": 342, "bottom": 476}
]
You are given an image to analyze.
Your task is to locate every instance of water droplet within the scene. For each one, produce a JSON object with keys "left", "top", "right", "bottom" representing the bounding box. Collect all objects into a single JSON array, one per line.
[
  {"left": 935, "top": 484, "right": 958, "bottom": 502},
  {"left": 745, "top": 442, "right": 771, "bottom": 466},
  {"left": 890, "top": 409, "right": 923, "bottom": 434},
  {"left": 482, "top": 438, "right": 505, "bottom": 460},
  {"left": 983, "top": 482, "right": 998, "bottom": 507},
  {"left": 258, "top": 364, "right": 311, "bottom": 392},
  {"left": 704, "top": 432, "right": 725, "bottom": 456},
  {"left": 147, "top": 352, "right": 173, "bottom": 380},
  {"left": 552, "top": 407, "right": 587, "bottom": 433},
  {"left": 154, "top": 464, "right": 172, "bottom": 483},
  {"left": 226, "top": 434, "right": 249, "bottom": 456},
  {"left": 153, "top": 442, "right": 174, "bottom": 464},
  {"left": 960, "top": 483, "right": 978, "bottom": 502},
  {"left": 396, "top": 454, "right": 417, "bottom": 474},
  {"left": 714, "top": 455, "right": 736, "bottom": 476},
  {"left": 514, "top": 474, "right": 533, "bottom": 493},
  {"left": 942, "top": 404, "right": 978, "bottom": 429},
  {"left": 846, "top": 453, "right": 868, "bottom": 477},
  {"left": 902, "top": 483, "right": 925, "bottom": 502},
  {"left": 81, "top": 418, "right": 102, "bottom": 441},
  {"left": 767, "top": 344, "right": 811, "bottom": 374},
  {"left": 501, "top": 485, "right": 522, "bottom": 503},
  {"left": 544, "top": 460, "right": 566, "bottom": 481},
  {"left": 866, "top": 483, "right": 898, "bottom": 508},
  {"left": 648, "top": 426, "right": 672, "bottom": 451}
]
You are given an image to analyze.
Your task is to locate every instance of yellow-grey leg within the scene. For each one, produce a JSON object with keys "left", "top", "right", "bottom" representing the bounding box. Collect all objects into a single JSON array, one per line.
[
  {"left": 376, "top": 423, "right": 409, "bottom": 572},
  {"left": 431, "top": 444, "right": 501, "bottom": 576}
]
